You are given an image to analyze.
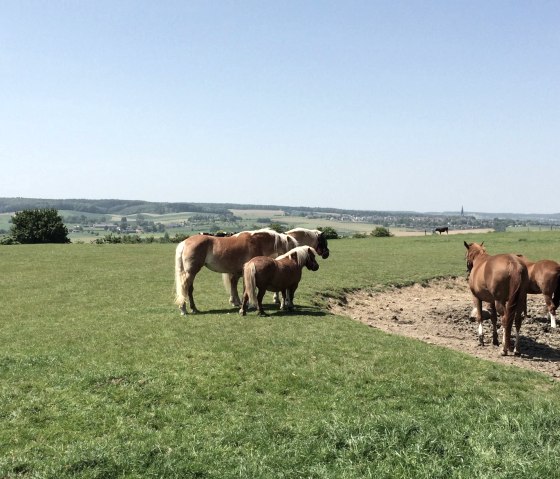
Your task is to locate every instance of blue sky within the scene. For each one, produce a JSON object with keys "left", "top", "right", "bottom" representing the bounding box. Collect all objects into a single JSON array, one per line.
[{"left": 1, "top": 1, "right": 558, "bottom": 213}]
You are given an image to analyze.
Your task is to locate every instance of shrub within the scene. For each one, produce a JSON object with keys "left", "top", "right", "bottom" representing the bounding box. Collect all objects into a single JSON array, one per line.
[
  {"left": 371, "top": 227, "right": 393, "bottom": 237},
  {"left": 10, "top": 209, "right": 69, "bottom": 244},
  {"left": 318, "top": 226, "right": 339, "bottom": 239}
]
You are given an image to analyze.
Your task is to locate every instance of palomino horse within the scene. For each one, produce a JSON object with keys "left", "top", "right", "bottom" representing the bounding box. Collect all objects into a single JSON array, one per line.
[
  {"left": 175, "top": 228, "right": 298, "bottom": 314},
  {"left": 239, "top": 246, "right": 320, "bottom": 316},
  {"left": 464, "top": 241, "right": 528, "bottom": 356},
  {"left": 517, "top": 255, "right": 560, "bottom": 328}
]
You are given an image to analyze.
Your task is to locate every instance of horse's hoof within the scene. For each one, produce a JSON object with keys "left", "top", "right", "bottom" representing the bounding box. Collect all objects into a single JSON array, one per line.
[
  {"left": 501, "top": 350, "right": 508, "bottom": 356},
  {"left": 514, "top": 350, "right": 521, "bottom": 357},
  {"left": 239, "top": 309, "right": 246, "bottom": 316}
]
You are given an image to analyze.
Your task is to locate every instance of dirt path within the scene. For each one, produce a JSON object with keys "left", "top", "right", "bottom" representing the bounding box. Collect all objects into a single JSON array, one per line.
[{"left": 329, "top": 277, "right": 560, "bottom": 379}]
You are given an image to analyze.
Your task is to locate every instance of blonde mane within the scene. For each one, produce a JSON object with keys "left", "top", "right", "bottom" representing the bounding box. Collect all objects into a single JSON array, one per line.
[
  {"left": 236, "top": 228, "right": 297, "bottom": 254},
  {"left": 277, "top": 246, "right": 317, "bottom": 267}
]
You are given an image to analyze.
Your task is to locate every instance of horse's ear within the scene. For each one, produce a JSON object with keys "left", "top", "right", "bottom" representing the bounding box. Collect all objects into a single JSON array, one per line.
[
  {"left": 480, "top": 241, "right": 484, "bottom": 247},
  {"left": 290, "top": 251, "right": 298, "bottom": 261},
  {"left": 464, "top": 241, "right": 470, "bottom": 249}
]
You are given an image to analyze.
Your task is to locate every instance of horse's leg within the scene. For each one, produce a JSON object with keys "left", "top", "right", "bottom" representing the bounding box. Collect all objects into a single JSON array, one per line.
[
  {"left": 239, "top": 291, "right": 249, "bottom": 316},
  {"left": 500, "top": 303, "right": 513, "bottom": 356},
  {"left": 272, "top": 292, "right": 281, "bottom": 305},
  {"left": 287, "top": 286, "right": 298, "bottom": 310},
  {"left": 513, "top": 310, "right": 523, "bottom": 356},
  {"left": 187, "top": 280, "right": 199, "bottom": 314},
  {"left": 544, "top": 293, "right": 557, "bottom": 328},
  {"left": 178, "top": 266, "right": 201, "bottom": 314},
  {"left": 490, "top": 304, "right": 499, "bottom": 346},
  {"left": 257, "top": 288, "right": 268, "bottom": 316},
  {"left": 473, "top": 297, "right": 485, "bottom": 346},
  {"left": 279, "top": 290, "right": 287, "bottom": 310},
  {"left": 183, "top": 265, "right": 203, "bottom": 314},
  {"left": 230, "top": 273, "right": 242, "bottom": 307}
]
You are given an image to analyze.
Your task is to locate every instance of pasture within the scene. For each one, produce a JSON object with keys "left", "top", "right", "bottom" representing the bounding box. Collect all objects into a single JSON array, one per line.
[{"left": 2, "top": 232, "right": 560, "bottom": 478}]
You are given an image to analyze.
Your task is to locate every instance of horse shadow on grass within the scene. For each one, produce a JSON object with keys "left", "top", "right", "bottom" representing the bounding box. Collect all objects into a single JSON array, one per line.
[{"left": 200, "top": 304, "right": 327, "bottom": 318}]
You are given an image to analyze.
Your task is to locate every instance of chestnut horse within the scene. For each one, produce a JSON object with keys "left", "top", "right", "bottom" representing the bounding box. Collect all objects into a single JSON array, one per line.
[
  {"left": 175, "top": 228, "right": 297, "bottom": 314},
  {"left": 239, "top": 246, "right": 320, "bottom": 316},
  {"left": 464, "top": 241, "right": 528, "bottom": 356},
  {"left": 517, "top": 255, "right": 560, "bottom": 328}
]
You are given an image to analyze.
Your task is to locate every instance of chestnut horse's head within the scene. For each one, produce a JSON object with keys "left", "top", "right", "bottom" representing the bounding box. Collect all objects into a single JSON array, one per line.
[
  {"left": 464, "top": 241, "right": 485, "bottom": 272},
  {"left": 304, "top": 247, "right": 320, "bottom": 271},
  {"left": 285, "top": 246, "right": 320, "bottom": 272}
]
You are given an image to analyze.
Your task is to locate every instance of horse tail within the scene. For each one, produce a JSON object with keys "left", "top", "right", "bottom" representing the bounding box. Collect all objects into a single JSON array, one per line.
[
  {"left": 506, "top": 259, "right": 527, "bottom": 321},
  {"left": 244, "top": 262, "right": 259, "bottom": 307},
  {"left": 553, "top": 267, "right": 560, "bottom": 307},
  {"left": 174, "top": 241, "right": 187, "bottom": 306}
]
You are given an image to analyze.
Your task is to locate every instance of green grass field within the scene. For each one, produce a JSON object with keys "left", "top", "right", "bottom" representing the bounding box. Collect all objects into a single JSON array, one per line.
[{"left": 2, "top": 232, "right": 560, "bottom": 478}]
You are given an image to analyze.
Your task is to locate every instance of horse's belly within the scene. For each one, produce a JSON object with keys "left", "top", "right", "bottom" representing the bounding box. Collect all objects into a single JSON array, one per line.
[{"left": 205, "top": 254, "right": 242, "bottom": 274}]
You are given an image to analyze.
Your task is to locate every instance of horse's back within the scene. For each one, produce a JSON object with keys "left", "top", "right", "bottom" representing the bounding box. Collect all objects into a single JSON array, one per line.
[
  {"left": 532, "top": 260, "right": 560, "bottom": 293},
  {"left": 471, "top": 254, "right": 526, "bottom": 301},
  {"left": 246, "top": 255, "right": 301, "bottom": 293},
  {"left": 245, "top": 256, "right": 278, "bottom": 286}
]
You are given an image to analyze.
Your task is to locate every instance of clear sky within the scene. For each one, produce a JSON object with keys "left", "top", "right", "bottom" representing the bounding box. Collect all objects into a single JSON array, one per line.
[{"left": 1, "top": 1, "right": 558, "bottom": 214}]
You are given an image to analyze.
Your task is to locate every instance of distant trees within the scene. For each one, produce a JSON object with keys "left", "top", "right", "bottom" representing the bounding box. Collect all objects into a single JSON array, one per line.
[{"left": 9, "top": 209, "right": 70, "bottom": 244}]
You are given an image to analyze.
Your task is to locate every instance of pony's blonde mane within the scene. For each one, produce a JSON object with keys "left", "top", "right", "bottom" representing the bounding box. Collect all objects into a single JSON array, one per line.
[
  {"left": 277, "top": 246, "right": 317, "bottom": 267},
  {"left": 236, "top": 228, "right": 297, "bottom": 254}
]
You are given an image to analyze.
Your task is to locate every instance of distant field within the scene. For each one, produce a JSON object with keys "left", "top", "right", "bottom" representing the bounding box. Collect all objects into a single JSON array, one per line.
[
  {"left": 0, "top": 213, "right": 11, "bottom": 232},
  {"left": 2, "top": 232, "right": 560, "bottom": 477},
  {"left": 229, "top": 209, "right": 286, "bottom": 218}
]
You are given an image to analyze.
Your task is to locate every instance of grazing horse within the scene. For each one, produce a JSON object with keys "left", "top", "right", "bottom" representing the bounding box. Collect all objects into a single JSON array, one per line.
[
  {"left": 517, "top": 255, "right": 560, "bottom": 328},
  {"left": 239, "top": 246, "right": 320, "bottom": 316},
  {"left": 464, "top": 241, "right": 528, "bottom": 356},
  {"left": 434, "top": 227, "right": 449, "bottom": 234},
  {"left": 174, "top": 228, "right": 298, "bottom": 314}
]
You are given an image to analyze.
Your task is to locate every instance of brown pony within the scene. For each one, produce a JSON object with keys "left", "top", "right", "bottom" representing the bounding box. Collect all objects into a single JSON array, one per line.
[
  {"left": 174, "top": 228, "right": 298, "bottom": 314},
  {"left": 239, "top": 246, "right": 320, "bottom": 316},
  {"left": 268, "top": 228, "right": 330, "bottom": 304},
  {"left": 464, "top": 241, "right": 529, "bottom": 356},
  {"left": 517, "top": 255, "right": 560, "bottom": 328}
]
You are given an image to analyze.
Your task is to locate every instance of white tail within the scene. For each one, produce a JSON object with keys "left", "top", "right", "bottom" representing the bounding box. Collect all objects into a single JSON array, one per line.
[
  {"left": 174, "top": 242, "right": 187, "bottom": 306},
  {"left": 244, "top": 263, "right": 259, "bottom": 307},
  {"left": 222, "top": 273, "right": 232, "bottom": 294}
]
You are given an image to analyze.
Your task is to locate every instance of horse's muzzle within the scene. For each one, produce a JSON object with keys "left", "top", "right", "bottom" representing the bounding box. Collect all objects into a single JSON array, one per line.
[{"left": 320, "top": 248, "right": 330, "bottom": 259}]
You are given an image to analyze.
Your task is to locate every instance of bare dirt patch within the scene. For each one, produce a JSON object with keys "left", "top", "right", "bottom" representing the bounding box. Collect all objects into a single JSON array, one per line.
[{"left": 329, "top": 277, "right": 560, "bottom": 379}]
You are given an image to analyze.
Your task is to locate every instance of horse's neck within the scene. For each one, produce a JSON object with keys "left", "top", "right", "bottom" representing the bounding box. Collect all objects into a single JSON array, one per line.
[
  {"left": 289, "top": 231, "right": 314, "bottom": 248},
  {"left": 473, "top": 251, "right": 489, "bottom": 264}
]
